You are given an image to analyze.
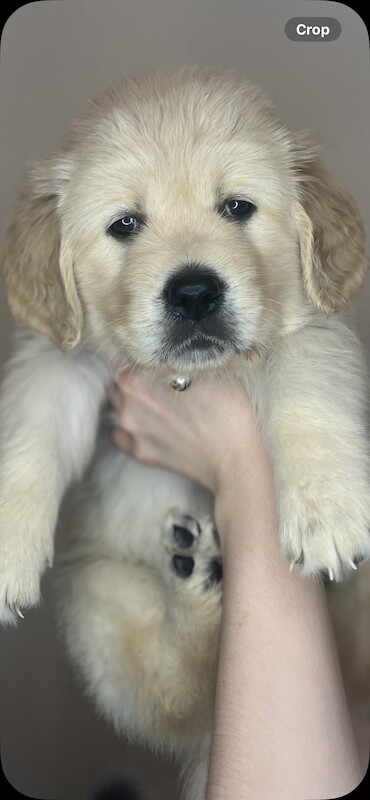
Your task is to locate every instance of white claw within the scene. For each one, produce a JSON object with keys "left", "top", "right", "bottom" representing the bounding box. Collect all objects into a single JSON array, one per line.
[
  {"left": 328, "top": 567, "right": 334, "bottom": 582},
  {"left": 15, "top": 607, "right": 24, "bottom": 619},
  {"left": 349, "top": 559, "right": 357, "bottom": 570},
  {"left": 289, "top": 561, "right": 294, "bottom": 572}
]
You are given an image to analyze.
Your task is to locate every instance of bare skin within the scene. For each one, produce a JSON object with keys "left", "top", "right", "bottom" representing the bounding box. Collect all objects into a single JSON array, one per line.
[{"left": 109, "top": 370, "right": 369, "bottom": 799}]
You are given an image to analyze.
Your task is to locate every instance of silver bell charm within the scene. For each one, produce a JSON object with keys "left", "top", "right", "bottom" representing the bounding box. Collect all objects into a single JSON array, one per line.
[{"left": 169, "top": 377, "right": 192, "bottom": 391}]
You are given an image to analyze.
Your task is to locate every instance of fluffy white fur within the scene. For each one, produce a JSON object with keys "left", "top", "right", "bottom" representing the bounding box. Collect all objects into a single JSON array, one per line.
[{"left": 1, "top": 67, "right": 370, "bottom": 798}]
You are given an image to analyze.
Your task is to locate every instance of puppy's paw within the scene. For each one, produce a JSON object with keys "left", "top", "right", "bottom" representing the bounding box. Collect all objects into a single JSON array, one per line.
[
  {"left": 162, "top": 508, "right": 222, "bottom": 593},
  {"left": 0, "top": 563, "right": 43, "bottom": 626},
  {"left": 279, "top": 485, "right": 370, "bottom": 581},
  {"left": 0, "top": 496, "right": 54, "bottom": 625}
]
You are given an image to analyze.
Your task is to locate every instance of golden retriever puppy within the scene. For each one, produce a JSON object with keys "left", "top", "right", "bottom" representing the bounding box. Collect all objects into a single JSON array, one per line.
[{"left": 1, "top": 66, "right": 369, "bottom": 797}]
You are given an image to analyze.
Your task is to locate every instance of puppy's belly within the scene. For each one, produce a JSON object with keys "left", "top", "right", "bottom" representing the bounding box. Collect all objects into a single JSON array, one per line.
[{"left": 60, "top": 430, "right": 214, "bottom": 569}]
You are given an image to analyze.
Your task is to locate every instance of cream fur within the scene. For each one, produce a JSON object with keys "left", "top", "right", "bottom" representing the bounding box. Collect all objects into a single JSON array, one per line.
[{"left": 0, "top": 67, "right": 369, "bottom": 798}]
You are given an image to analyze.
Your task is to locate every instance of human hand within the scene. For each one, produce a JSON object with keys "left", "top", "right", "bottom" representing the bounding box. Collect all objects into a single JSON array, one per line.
[{"left": 108, "top": 370, "right": 262, "bottom": 494}]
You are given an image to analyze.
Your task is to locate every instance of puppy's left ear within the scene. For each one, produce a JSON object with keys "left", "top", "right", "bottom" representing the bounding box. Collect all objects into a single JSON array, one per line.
[
  {"left": 292, "top": 136, "right": 368, "bottom": 314},
  {"left": 1, "top": 153, "right": 82, "bottom": 351}
]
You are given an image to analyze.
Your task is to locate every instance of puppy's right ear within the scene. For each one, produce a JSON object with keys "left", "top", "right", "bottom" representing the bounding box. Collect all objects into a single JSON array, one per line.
[{"left": 1, "top": 155, "right": 82, "bottom": 351}]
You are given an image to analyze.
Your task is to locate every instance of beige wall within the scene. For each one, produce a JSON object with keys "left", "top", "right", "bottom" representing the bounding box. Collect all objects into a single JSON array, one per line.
[{"left": 0, "top": 1, "right": 369, "bottom": 798}]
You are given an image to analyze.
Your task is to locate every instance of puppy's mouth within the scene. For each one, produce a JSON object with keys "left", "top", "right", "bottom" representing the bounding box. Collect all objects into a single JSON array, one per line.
[{"left": 160, "top": 332, "right": 241, "bottom": 367}]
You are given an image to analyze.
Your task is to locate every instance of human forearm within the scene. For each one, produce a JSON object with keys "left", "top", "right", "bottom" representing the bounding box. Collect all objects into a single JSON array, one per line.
[{"left": 206, "top": 463, "right": 364, "bottom": 800}]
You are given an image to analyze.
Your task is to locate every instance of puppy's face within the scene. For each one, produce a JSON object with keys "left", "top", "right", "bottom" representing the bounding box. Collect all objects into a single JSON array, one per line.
[
  {"left": 61, "top": 73, "right": 308, "bottom": 371},
  {"left": 3, "top": 69, "right": 367, "bottom": 369}
]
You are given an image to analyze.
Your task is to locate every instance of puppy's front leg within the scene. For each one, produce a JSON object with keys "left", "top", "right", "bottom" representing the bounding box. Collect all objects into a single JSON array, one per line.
[
  {"left": 256, "top": 318, "right": 370, "bottom": 580},
  {"left": 0, "top": 328, "right": 110, "bottom": 624}
]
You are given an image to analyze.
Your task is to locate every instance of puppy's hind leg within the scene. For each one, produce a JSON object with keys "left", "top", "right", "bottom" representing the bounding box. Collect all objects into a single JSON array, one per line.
[
  {"left": 56, "top": 511, "right": 221, "bottom": 761},
  {"left": 158, "top": 508, "right": 223, "bottom": 799}
]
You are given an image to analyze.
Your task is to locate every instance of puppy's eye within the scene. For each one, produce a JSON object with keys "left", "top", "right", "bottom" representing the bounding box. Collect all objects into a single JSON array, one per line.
[
  {"left": 108, "top": 215, "right": 141, "bottom": 238},
  {"left": 221, "top": 199, "right": 256, "bottom": 220}
]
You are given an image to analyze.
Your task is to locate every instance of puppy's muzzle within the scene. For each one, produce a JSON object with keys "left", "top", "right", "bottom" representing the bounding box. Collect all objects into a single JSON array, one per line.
[
  {"left": 161, "top": 266, "right": 235, "bottom": 364},
  {"left": 165, "top": 268, "right": 224, "bottom": 322}
]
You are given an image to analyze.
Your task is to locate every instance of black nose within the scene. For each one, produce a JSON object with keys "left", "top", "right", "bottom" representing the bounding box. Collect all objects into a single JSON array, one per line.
[{"left": 165, "top": 270, "right": 223, "bottom": 322}]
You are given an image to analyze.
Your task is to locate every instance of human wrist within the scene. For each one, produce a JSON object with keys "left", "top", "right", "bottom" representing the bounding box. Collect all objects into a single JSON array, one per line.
[
  {"left": 215, "top": 464, "right": 274, "bottom": 513},
  {"left": 213, "top": 440, "right": 277, "bottom": 544}
]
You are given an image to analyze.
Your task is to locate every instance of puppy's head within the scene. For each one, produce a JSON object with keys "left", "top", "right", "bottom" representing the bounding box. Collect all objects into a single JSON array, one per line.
[{"left": 2, "top": 67, "right": 367, "bottom": 372}]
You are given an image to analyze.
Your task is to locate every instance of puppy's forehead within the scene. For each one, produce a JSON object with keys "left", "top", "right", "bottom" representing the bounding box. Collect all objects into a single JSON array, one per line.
[{"left": 68, "top": 71, "right": 294, "bottom": 210}]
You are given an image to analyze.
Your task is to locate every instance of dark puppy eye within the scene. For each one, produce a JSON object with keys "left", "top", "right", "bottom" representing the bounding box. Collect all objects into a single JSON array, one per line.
[
  {"left": 108, "top": 215, "right": 141, "bottom": 238},
  {"left": 221, "top": 199, "right": 256, "bottom": 220}
]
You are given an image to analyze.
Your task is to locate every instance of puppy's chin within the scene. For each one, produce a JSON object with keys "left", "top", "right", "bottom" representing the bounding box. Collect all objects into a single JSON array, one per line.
[
  {"left": 167, "top": 349, "right": 230, "bottom": 371},
  {"left": 158, "top": 337, "right": 249, "bottom": 372},
  {"left": 108, "top": 331, "right": 255, "bottom": 376}
]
